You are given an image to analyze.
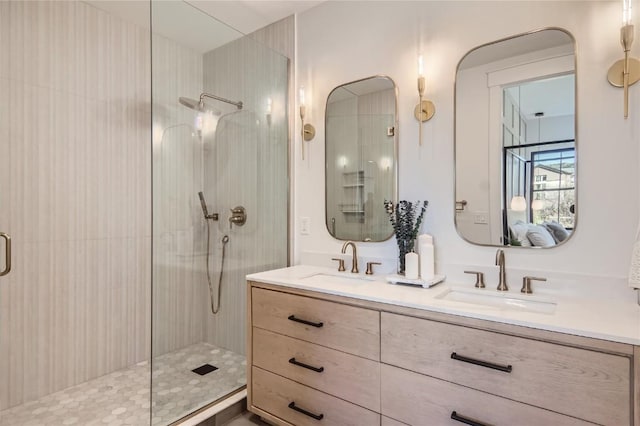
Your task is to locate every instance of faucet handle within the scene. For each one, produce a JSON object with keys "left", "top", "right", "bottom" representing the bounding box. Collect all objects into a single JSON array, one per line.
[
  {"left": 331, "top": 258, "right": 346, "bottom": 272},
  {"left": 521, "top": 276, "right": 547, "bottom": 294},
  {"left": 365, "top": 262, "right": 381, "bottom": 275},
  {"left": 464, "top": 270, "right": 486, "bottom": 289}
]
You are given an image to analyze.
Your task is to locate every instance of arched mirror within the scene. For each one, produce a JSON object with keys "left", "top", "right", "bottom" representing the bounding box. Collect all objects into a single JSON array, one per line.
[
  {"left": 325, "top": 76, "right": 398, "bottom": 242},
  {"left": 455, "top": 28, "right": 576, "bottom": 248}
]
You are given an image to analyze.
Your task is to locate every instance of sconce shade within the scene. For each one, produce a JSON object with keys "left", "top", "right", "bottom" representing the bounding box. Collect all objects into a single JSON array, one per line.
[{"left": 510, "top": 196, "right": 527, "bottom": 211}]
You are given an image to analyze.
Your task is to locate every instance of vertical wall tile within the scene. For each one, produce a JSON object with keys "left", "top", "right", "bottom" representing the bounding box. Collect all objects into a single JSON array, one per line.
[
  {"left": 0, "top": 1, "right": 151, "bottom": 410},
  {"left": 151, "top": 34, "right": 206, "bottom": 358},
  {"left": 200, "top": 19, "right": 292, "bottom": 355}
]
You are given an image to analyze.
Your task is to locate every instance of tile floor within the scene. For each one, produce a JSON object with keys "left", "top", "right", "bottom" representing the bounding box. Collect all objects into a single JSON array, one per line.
[
  {"left": 223, "top": 412, "right": 268, "bottom": 426},
  {"left": 0, "top": 342, "right": 246, "bottom": 426}
]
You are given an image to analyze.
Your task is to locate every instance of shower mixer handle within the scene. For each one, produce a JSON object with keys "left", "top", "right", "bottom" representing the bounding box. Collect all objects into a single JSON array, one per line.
[{"left": 229, "top": 206, "right": 247, "bottom": 228}]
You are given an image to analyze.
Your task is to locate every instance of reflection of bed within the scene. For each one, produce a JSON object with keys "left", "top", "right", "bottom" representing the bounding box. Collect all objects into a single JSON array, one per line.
[{"left": 509, "top": 219, "right": 570, "bottom": 247}]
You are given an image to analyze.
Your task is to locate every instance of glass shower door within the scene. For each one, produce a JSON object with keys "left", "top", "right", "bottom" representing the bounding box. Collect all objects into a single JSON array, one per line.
[{"left": 151, "top": 1, "right": 289, "bottom": 424}]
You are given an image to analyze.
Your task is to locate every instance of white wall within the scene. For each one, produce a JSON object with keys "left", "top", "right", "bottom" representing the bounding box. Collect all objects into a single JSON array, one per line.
[{"left": 295, "top": 1, "right": 639, "bottom": 280}]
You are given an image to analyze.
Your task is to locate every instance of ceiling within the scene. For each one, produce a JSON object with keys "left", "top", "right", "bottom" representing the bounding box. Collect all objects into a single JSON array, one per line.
[
  {"left": 187, "top": 1, "right": 322, "bottom": 35},
  {"left": 508, "top": 74, "right": 575, "bottom": 119},
  {"left": 86, "top": 0, "right": 322, "bottom": 53}
]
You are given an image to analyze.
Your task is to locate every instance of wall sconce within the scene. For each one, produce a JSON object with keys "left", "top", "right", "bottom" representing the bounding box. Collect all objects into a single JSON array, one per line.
[
  {"left": 379, "top": 156, "right": 391, "bottom": 172},
  {"left": 608, "top": 0, "right": 640, "bottom": 118},
  {"left": 266, "top": 97, "right": 272, "bottom": 125},
  {"left": 414, "top": 55, "right": 435, "bottom": 146},
  {"left": 510, "top": 196, "right": 527, "bottom": 211},
  {"left": 299, "top": 86, "right": 315, "bottom": 159}
]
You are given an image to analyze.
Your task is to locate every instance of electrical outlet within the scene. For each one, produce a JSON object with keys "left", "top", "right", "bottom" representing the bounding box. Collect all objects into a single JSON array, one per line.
[
  {"left": 300, "top": 217, "right": 311, "bottom": 235},
  {"left": 474, "top": 212, "right": 488, "bottom": 224}
]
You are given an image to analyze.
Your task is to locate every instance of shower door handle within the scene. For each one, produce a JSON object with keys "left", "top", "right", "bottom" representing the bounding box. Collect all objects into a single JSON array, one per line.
[{"left": 0, "top": 232, "right": 11, "bottom": 277}]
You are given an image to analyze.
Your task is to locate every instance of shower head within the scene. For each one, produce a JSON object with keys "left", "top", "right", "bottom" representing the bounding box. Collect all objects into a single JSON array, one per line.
[
  {"left": 179, "top": 97, "right": 219, "bottom": 114},
  {"left": 179, "top": 93, "right": 243, "bottom": 114}
]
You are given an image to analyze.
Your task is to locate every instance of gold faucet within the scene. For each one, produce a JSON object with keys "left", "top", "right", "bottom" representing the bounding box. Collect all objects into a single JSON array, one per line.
[
  {"left": 495, "top": 249, "right": 508, "bottom": 291},
  {"left": 341, "top": 241, "right": 359, "bottom": 273}
]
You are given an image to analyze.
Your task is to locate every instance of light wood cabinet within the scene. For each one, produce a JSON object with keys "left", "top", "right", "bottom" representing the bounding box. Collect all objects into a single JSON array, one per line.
[
  {"left": 381, "top": 364, "right": 591, "bottom": 425},
  {"left": 382, "top": 312, "right": 630, "bottom": 425},
  {"left": 249, "top": 286, "right": 380, "bottom": 425},
  {"left": 251, "top": 287, "right": 380, "bottom": 360},
  {"left": 252, "top": 367, "right": 380, "bottom": 426},
  {"left": 252, "top": 327, "right": 380, "bottom": 411},
  {"left": 247, "top": 281, "right": 638, "bottom": 426}
]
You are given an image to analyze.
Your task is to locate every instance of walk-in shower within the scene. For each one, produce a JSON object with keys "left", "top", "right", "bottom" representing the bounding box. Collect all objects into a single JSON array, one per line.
[
  {"left": 0, "top": 0, "right": 289, "bottom": 425},
  {"left": 150, "top": 1, "right": 290, "bottom": 423}
]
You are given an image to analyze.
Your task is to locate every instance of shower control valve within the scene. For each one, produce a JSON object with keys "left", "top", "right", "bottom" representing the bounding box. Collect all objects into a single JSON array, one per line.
[{"left": 229, "top": 206, "right": 247, "bottom": 228}]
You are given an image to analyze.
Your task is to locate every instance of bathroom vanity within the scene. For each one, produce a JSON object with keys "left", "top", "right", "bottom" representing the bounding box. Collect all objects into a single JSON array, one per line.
[{"left": 246, "top": 266, "right": 639, "bottom": 426}]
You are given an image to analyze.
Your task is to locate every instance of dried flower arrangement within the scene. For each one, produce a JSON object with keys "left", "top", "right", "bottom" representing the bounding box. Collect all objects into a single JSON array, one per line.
[{"left": 384, "top": 200, "right": 429, "bottom": 274}]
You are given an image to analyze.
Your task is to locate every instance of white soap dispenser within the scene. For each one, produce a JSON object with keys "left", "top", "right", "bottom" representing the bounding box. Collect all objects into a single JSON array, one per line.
[{"left": 418, "top": 234, "right": 434, "bottom": 280}]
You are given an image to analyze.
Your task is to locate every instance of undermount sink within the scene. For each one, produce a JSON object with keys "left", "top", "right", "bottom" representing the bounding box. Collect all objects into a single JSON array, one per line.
[
  {"left": 300, "top": 272, "right": 374, "bottom": 286},
  {"left": 436, "top": 287, "right": 557, "bottom": 314}
]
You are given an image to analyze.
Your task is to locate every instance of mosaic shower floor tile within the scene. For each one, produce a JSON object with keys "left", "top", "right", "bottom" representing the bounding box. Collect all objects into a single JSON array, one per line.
[{"left": 0, "top": 343, "right": 246, "bottom": 426}]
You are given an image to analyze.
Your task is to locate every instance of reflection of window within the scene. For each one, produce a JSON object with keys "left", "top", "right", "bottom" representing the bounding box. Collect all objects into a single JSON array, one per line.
[{"left": 530, "top": 148, "right": 575, "bottom": 229}]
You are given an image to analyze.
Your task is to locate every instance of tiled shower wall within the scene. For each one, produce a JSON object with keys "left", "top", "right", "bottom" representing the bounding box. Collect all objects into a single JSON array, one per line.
[
  {"left": 201, "top": 18, "right": 293, "bottom": 355},
  {"left": 151, "top": 16, "right": 292, "bottom": 359},
  {"left": 0, "top": 1, "right": 151, "bottom": 410},
  {"left": 151, "top": 33, "right": 209, "bottom": 358}
]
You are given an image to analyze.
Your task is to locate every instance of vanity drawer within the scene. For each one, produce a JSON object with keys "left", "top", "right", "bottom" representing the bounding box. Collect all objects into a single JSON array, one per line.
[
  {"left": 252, "top": 366, "right": 380, "bottom": 426},
  {"left": 381, "top": 312, "right": 630, "bottom": 425},
  {"left": 251, "top": 287, "right": 380, "bottom": 360},
  {"left": 252, "top": 327, "right": 380, "bottom": 411},
  {"left": 381, "top": 364, "right": 592, "bottom": 426}
]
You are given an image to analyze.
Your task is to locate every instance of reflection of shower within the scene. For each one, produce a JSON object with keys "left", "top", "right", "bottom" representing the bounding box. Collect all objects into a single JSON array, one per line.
[
  {"left": 198, "top": 191, "right": 228, "bottom": 315},
  {"left": 179, "top": 92, "right": 243, "bottom": 113}
]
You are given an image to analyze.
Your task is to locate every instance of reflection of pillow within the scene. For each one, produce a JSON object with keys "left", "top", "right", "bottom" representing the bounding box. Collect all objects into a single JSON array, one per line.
[
  {"left": 510, "top": 220, "right": 532, "bottom": 247},
  {"left": 527, "top": 225, "right": 556, "bottom": 247},
  {"left": 544, "top": 221, "right": 570, "bottom": 243}
]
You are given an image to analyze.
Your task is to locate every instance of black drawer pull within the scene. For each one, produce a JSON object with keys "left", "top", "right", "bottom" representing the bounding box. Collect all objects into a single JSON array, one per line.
[
  {"left": 289, "top": 357, "right": 324, "bottom": 373},
  {"left": 288, "top": 401, "right": 324, "bottom": 420},
  {"left": 288, "top": 314, "right": 324, "bottom": 328},
  {"left": 451, "top": 411, "right": 490, "bottom": 426},
  {"left": 451, "top": 352, "right": 512, "bottom": 373}
]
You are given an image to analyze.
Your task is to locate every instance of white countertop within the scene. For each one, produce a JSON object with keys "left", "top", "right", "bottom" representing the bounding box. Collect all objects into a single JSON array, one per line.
[{"left": 248, "top": 264, "right": 640, "bottom": 346}]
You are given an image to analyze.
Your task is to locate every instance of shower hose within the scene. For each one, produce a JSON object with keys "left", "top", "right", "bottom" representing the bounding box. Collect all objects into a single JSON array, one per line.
[{"left": 205, "top": 219, "right": 229, "bottom": 314}]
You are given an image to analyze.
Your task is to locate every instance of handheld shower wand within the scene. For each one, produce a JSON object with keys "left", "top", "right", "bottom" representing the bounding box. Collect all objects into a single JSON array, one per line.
[
  {"left": 197, "top": 191, "right": 226, "bottom": 315},
  {"left": 198, "top": 192, "right": 218, "bottom": 220}
]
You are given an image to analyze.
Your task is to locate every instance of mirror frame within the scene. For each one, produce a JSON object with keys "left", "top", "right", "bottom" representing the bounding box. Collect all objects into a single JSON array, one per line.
[
  {"left": 453, "top": 27, "right": 578, "bottom": 248},
  {"left": 324, "top": 75, "right": 399, "bottom": 242}
]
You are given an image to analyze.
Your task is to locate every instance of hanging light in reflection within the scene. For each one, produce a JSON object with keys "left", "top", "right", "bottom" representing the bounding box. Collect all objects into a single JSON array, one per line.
[
  {"left": 510, "top": 196, "right": 527, "bottom": 211},
  {"left": 531, "top": 199, "right": 544, "bottom": 210}
]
